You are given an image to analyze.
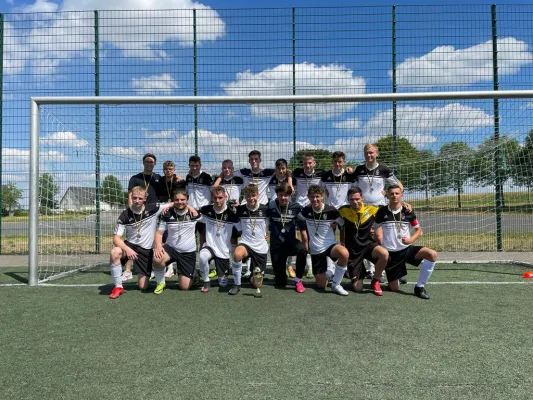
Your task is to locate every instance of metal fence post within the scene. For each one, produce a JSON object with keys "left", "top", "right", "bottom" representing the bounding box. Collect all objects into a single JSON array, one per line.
[
  {"left": 193, "top": 9, "right": 198, "bottom": 156},
  {"left": 292, "top": 8, "right": 296, "bottom": 158},
  {"left": 0, "top": 14, "right": 4, "bottom": 255},
  {"left": 492, "top": 4, "right": 503, "bottom": 251},
  {"left": 391, "top": 6, "right": 398, "bottom": 174},
  {"left": 94, "top": 10, "right": 101, "bottom": 253}
]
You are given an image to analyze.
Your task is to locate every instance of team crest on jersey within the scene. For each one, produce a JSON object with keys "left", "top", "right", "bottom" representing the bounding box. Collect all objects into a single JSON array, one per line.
[
  {"left": 323, "top": 214, "right": 327, "bottom": 220},
  {"left": 327, "top": 177, "right": 331, "bottom": 181},
  {"left": 223, "top": 214, "right": 228, "bottom": 220},
  {"left": 199, "top": 178, "right": 203, "bottom": 183},
  {"left": 258, "top": 211, "right": 263, "bottom": 216}
]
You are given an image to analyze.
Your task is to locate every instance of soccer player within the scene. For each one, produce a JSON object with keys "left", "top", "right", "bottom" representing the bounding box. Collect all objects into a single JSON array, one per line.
[
  {"left": 268, "top": 158, "right": 294, "bottom": 201},
  {"left": 156, "top": 160, "right": 185, "bottom": 203},
  {"left": 374, "top": 185, "right": 438, "bottom": 299},
  {"left": 298, "top": 185, "right": 350, "bottom": 296},
  {"left": 185, "top": 155, "right": 213, "bottom": 211},
  {"left": 156, "top": 160, "right": 186, "bottom": 278},
  {"left": 108, "top": 186, "right": 173, "bottom": 299},
  {"left": 352, "top": 143, "right": 403, "bottom": 281},
  {"left": 122, "top": 153, "right": 162, "bottom": 281},
  {"left": 268, "top": 181, "right": 308, "bottom": 293},
  {"left": 229, "top": 184, "right": 269, "bottom": 296},
  {"left": 198, "top": 186, "right": 241, "bottom": 293},
  {"left": 321, "top": 151, "right": 357, "bottom": 209},
  {"left": 293, "top": 152, "right": 325, "bottom": 278},
  {"left": 152, "top": 188, "right": 202, "bottom": 294},
  {"left": 214, "top": 159, "right": 244, "bottom": 205},
  {"left": 237, "top": 150, "right": 276, "bottom": 205},
  {"left": 337, "top": 187, "right": 389, "bottom": 295}
]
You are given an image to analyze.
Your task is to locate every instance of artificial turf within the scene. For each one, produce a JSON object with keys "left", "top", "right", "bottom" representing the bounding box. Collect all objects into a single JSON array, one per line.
[{"left": 1, "top": 263, "right": 532, "bottom": 399}]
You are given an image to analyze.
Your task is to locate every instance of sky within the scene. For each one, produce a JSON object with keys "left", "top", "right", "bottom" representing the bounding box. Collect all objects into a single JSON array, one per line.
[{"left": 2, "top": 0, "right": 533, "bottom": 203}]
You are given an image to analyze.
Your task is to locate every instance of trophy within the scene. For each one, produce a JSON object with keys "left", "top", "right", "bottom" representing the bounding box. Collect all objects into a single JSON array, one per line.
[{"left": 252, "top": 267, "right": 263, "bottom": 298}]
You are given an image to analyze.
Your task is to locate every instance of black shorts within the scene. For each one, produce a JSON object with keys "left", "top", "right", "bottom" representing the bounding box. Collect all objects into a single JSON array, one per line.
[
  {"left": 239, "top": 243, "right": 267, "bottom": 272},
  {"left": 195, "top": 219, "right": 205, "bottom": 236},
  {"left": 311, "top": 244, "right": 338, "bottom": 275},
  {"left": 201, "top": 246, "right": 230, "bottom": 276},
  {"left": 163, "top": 244, "right": 196, "bottom": 278},
  {"left": 122, "top": 241, "right": 153, "bottom": 277},
  {"left": 347, "top": 243, "right": 378, "bottom": 281},
  {"left": 386, "top": 245, "right": 424, "bottom": 283}
]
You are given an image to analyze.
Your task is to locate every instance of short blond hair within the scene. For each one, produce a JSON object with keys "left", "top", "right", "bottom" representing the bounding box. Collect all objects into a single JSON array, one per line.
[
  {"left": 163, "top": 160, "right": 175, "bottom": 169},
  {"left": 364, "top": 143, "right": 378, "bottom": 152},
  {"left": 131, "top": 186, "right": 147, "bottom": 198}
]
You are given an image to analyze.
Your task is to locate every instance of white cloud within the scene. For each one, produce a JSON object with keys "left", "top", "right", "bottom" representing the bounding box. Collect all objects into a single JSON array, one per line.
[
  {"left": 332, "top": 117, "right": 361, "bottom": 131},
  {"left": 131, "top": 73, "right": 179, "bottom": 94},
  {"left": 22, "top": 0, "right": 59, "bottom": 12},
  {"left": 393, "top": 37, "right": 533, "bottom": 88},
  {"left": 6, "top": 0, "right": 225, "bottom": 75},
  {"left": 222, "top": 62, "right": 366, "bottom": 121},
  {"left": 105, "top": 146, "right": 141, "bottom": 157},
  {"left": 40, "top": 131, "right": 89, "bottom": 148},
  {"left": 144, "top": 129, "right": 177, "bottom": 139}
]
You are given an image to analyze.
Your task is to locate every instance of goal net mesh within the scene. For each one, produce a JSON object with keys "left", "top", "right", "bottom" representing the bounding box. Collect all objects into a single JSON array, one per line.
[{"left": 35, "top": 96, "right": 533, "bottom": 282}]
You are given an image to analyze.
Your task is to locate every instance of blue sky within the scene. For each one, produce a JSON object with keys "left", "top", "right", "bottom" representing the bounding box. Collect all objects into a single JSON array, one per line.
[{"left": 2, "top": 0, "right": 533, "bottom": 202}]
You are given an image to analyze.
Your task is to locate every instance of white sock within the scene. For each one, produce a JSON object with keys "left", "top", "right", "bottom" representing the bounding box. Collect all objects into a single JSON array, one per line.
[
  {"left": 110, "top": 263, "right": 123, "bottom": 287},
  {"left": 306, "top": 254, "right": 312, "bottom": 270},
  {"left": 244, "top": 258, "right": 251, "bottom": 273},
  {"left": 332, "top": 264, "right": 347, "bottom": 286},
  {"left": 367, "top": 260, "right": 375, "bottom": 274},
  {"left": 287, "top": 255, "right": 296, "bottom": 266},
  {"left": 416, "top": 260, "right": 436, "bottom": 287},
  {"left": 294, "top": 277, "right": 301, "bottom": 283},
  {"left": 199, "top": 249, "right": 212, "bottom": 282},
  {"left": 232, "top": 261, "right": 242, "bottom": 285},
  {"left": 153, "top": 268, "right": 165, "bottom": 285}
]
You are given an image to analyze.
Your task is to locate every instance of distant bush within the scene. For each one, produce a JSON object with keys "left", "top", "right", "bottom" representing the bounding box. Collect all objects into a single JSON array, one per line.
[{"left": 13, "top": 210, "right": 29, "bottom": 217}]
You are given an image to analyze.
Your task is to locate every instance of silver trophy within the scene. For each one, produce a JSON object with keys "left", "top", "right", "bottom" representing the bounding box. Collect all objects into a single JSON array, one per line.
[{"left": 252, "top": 267, "right": 263, "bottom": 298}]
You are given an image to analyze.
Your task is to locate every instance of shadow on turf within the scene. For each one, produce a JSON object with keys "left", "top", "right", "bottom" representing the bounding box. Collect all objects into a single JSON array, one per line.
[{"left": 3, "top": 271, "right": 28, "bottom": 284}]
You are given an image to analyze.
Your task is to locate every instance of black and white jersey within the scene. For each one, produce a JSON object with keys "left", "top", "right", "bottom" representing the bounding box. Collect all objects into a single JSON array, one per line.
[
  {"left": 235, "top": 203, "right": 269, "bottom": 254},
  {"left": 321, "top": 170, "right": 357, "bottom": 208},
  {"left": 374, "top": 206, "right": 420, "bottom": 252},
  {"left": 128, "top": 173, "right": 161, "bottom": 204},
  {"left": 200, "top": 204, "right": 241, "bottom": 259},
  {"left": 292, "top": 168, "right": 325, "bottom": 207},
  {"left": 268, "top": 175, "right": 288, "bottom": 201},
  {"left": 114, "top": 203, "right": 165, "bottom": 249},
  {"left": 220, "top": 176, "right": 244, "bottom": 203},
  {"left": 236, "top": 168, "right": 275, "bottom": 205},
  {"left": 156, "top": 175, "right": 187, "bottom": 203},
  {"left": 186, "top": 171, "right": 213, "bottom": 209},
  {"left": 158, "top": 208, "right": 201, "bottom": 253},
  {"left": 267, "top": 200, "right": 305, "bottom": 248},
  {"left": 298, "top": 204, "right": 343, "bottom": 255},
  {"left": 353, "top": 164, "right": 399, "bottom": 206}
]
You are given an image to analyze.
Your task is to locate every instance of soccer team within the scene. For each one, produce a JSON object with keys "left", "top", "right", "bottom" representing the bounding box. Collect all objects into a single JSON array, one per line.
[{"left": 108, "top": 144, "right": 438, "bottom": 300}]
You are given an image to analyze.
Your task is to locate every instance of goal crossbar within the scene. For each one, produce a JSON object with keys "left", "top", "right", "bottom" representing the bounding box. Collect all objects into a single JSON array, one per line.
[{"left": 28, "top": 90, "right": 533, "bottom": 285}]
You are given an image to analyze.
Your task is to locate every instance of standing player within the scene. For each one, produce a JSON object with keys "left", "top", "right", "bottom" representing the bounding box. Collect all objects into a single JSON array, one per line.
[
  {"left": 122, "top": 153, "right": 161, "bottom": 281},
  {"left": 152, "top": 188, "right": 201, "bottom": 294},
  {"left": 108, "top": 186, "right": 172, "bottom": 299},
  {"left": 337, "top": 188, "right": 389, "bottom": 295},
  {"left": 321, "top": 151, "right": 356, "bottom": 209},
  {"left": 268, "top": 182, "right": 308, "bottom": 292},
  {"left": 156, "top": 160, "right": 185, "bottom": 278},
  {"left": 185, "top": 155, "right": 213, "bottom": 212},
  {"left": 352, "top": 143, "right": 403, "bottom": 281},
  {"left": 198, "top": 186, "right": 241, "bottom": 293},
  {"left": 293, "top": 152, "right": 325, "bottom": 278},
  {"left": 229, "top": 184, "right": 269, "bottom": 297},
  {"left": 237, "top": 150, "right": 276, "bottom": 205},
  {"left": 268, "top": 158, "right": 294, "bottom": 201},
  {"left": 298, "top": 185, "right": 350, "bottom": 296},
  {"left": 156, "top": 160, "right": 185, "bottom": 203},
  {"left": 375, "top": 185, "right": 438, "bottom": 299},
  {"left": 213, "top": 159, "right": 244, "bottom": 205}
]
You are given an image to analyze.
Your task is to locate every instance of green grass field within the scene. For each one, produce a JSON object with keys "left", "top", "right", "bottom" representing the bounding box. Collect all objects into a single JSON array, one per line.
[{"left": 1, "top": 263, "right": 532, "bottom": 400}]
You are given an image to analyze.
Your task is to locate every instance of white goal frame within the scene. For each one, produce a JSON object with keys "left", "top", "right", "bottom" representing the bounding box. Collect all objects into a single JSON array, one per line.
[{"left": 29, "top": 90, "right": 533, "bottom": 285}]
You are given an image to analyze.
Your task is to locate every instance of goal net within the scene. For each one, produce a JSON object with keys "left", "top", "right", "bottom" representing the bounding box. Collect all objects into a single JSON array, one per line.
[{"left": 29, "top": 92, "right": 533, "bottom": 284}]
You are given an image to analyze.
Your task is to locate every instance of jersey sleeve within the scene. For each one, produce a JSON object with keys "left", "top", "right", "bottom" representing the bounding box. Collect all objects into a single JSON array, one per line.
[
  {"left": 114, "top": 220, "right": 125, "bottom": 236},
  {"left": 373, "top": 207, "right": 385, "bottom": 226},
  {"left": 127, "top": 175, "right": 136, "bottom": 191},
  {"left": 407, "top": 210, "right": 420, "bottom": 229}
]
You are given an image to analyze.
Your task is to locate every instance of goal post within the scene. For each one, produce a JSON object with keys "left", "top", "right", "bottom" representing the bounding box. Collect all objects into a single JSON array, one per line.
[{"left": 29, "top": 91, "right": 533, "bottom": 285}]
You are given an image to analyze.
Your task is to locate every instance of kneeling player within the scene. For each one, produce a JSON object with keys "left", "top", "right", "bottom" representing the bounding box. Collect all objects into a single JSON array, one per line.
[
  {"left": 374, "top": 185, "right": 437, "bottom": 299},
  {"left": 108, "top": 186, "right": 173, "bottom": 299},
  {"left": 152, "top": 188, "right": 201, "bottom": 294},
  {"left": 337, "top": 187, "right": 388, "bottom": 295},
  {"left": 198, "top": 186, "right": 240, "bottom": 293},
  {"left": 298, "top": 185, "right": 349, "bottom": 296},
  {"left": 268, "top": 181, "right": 308, "bottom": 292},
  {"left": 229, "top": 184, "right": 269, "bottom": 297}
]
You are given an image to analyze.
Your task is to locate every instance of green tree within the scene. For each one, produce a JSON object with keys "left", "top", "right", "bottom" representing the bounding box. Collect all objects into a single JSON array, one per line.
[
  {"left": 511, "top": 129, "right": 533, "bottom": 188},
  {"left": 430, "top": 142, "right": 475, "bottom": 207},
  {"left": 374, "top": 136, "right": 425, "bottom": 191},
  {"left": 1, "top": 182, "right": 23, "bottom": 213},
  {"left": 470, "top": 136, "right": 520, "bottom": 207},
  {"left": 288, "top": 149, "right": 333, "bottom": 171},
  {"left": 39, "top": 173, "right": 59, "bottom": 209},
  {"left": 101, "top": 175, "right": 127, "bottom": 206}
]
